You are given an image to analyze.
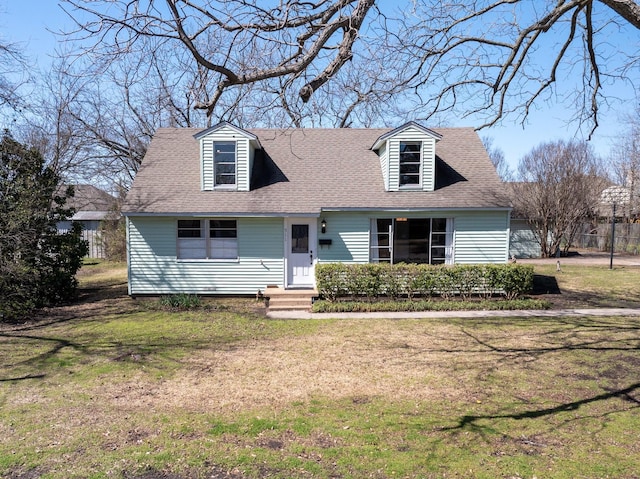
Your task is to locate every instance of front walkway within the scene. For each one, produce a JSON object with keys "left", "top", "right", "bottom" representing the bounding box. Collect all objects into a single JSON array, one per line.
[{"left": 267, "top": 308, "right": 640, "bottom": 320}]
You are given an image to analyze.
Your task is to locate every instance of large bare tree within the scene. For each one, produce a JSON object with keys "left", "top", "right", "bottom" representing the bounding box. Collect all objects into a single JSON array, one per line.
[
  {"left": 610, "top": 109, "right": 640, "bottom": 219},
  {"left": 60, "top": 0, "right": 640, "bottom": 131},
  {"left": 512, "top": 140, "right": 607, "bottom": 257},
  {"left": 0, "top": 39, "right": 28, "bottom": 114}
]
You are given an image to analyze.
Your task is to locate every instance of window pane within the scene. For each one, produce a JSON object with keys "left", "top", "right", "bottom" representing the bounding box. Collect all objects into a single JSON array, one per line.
[
  {"left": 400, "top": 142, "right": 421, "bottom": 153},
  {"left": 178, "top": 219, "right": 201, "bottom": 229},
  {"left": 432, "top": 218, "right": 447, "bottom": 232},
  {"left": 400, "top": 163, "right": 420, "bottom": 174},
  {"left": 215, "top": 163, "right": 235, "bottom": 174},
  {"left": 177, "top": 219, "right": 202, "bottom": 238},
  {"left": 400, "top": 174, "right": 420, "bottom": 185},
  {"left": 215, "top": 142, "right": 235, "bottom": 158},
  {"left": 291, "top": 224, "right": 309, "bottom": 253},
  {"left": 431, "top": 232, "right": 447, "bottom": 246},
  {"left": 177, "top": 238, "right": 206, "bottom": 259},
  {"left": 215, "top": 174, "right": 236, "bottom": 185},
  {"left": 210, "top": 238, "right": 238, "bottom": 259},
  {"left": 210, "top": 220, "right": 237, "bottom": 239},
  {"left": 211, "top": 219, "right": 236, "bottom": 229}
]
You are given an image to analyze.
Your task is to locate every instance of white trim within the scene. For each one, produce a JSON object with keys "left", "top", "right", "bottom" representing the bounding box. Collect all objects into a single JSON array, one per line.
[
  {"left": 371, "top": 121, "right": 442, "bottom": 150},
  {"left": 213, "top": 140, "right": 237, "bottom": 189},
  {"left": 126, "top": 217, "right": 132, "bottom": 296},
  {"left": 284, "top": 217, "right": 317, "bottom": 288}
]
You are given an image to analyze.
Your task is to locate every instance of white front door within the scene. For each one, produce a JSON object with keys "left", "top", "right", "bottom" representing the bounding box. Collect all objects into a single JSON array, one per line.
[{"left": 286, "top": 218, "right": 317, "bottom": 288}]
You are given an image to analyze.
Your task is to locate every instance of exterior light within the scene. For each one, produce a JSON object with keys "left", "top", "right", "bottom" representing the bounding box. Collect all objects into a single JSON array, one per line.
[{"left": 321, "top": 218, "right": 327, "bottom": 234}]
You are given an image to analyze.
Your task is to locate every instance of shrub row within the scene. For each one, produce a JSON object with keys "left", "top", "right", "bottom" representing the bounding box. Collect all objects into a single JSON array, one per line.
[
  {"left": 315, "top": 263, "right": 534, "bottom": 301},
  {"left": 312, "top": 298, "right": 551, "bottom": 313}
]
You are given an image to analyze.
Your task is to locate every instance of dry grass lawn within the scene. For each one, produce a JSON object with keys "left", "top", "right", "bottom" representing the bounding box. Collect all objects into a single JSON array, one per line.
[{"left": 1, "top": 260, "right": 640, "bottom": 479}]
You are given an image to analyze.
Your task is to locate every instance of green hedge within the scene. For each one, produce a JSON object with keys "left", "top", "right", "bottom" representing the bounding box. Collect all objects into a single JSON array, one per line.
[
  {"left": 315, "top": 263, "right": 534, "bottom": 301},
  {"left": 312, "top": 298, "right": 551, "bottom": 313}
]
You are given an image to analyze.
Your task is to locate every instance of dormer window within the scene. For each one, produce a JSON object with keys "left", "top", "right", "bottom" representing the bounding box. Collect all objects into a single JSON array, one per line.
[
  {"left": 399, "top": 141, "right": 422, "bottom": 187},
  {"left": 214, "top": 141, "right": 236, "bottom": 187}
]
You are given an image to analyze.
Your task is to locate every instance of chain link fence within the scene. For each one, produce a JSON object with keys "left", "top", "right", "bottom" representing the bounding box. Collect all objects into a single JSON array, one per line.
[{"left": 574, "top": 222, "right": 640, "bottom": 255}]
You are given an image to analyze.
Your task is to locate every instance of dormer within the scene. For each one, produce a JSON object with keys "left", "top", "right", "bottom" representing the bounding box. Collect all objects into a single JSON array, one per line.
[
  {"left": 194, "top": 122, "right": 262, "bottom": 192},
  {"left": 372, "top": 122, "right": 442, "bottom": 192}
]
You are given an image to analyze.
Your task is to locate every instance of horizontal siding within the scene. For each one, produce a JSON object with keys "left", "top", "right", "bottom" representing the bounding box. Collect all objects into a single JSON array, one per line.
[
  {"left": 510, "top": 219, "right": 541, "bottom": 258},
  {"left": 388, "top": 140, "right": 400, "bottom": 190},
  {"left": 421, "top": 138, "right": 435, "bottom": 192},
  {"left": 454, "top": 211, "right": 510, "bottom": 264},
  {"left": 379, "top": 142, "right": 389, "bottom": 191},
  {"left": 128, "top": 216, "right": 284, "bottom": 295},
  {"left": 202, "top": 140, "right": 213, "bottom": 190},
  {"left": 236, "top": 138, "right": 249, "bottom": 191},
  {"left": 317, "top": 212, "right": 370, "bottom": 264}
]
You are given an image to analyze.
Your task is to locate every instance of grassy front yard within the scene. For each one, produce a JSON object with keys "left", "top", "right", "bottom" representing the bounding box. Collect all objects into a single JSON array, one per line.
[{"left": 1, "top": 262, "right": 639, "bottom": 478}]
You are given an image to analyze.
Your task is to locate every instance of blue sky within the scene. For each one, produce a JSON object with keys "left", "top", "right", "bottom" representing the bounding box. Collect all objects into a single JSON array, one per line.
[{"left": 2, "top": 1, "right": 636, "bottom": 171}]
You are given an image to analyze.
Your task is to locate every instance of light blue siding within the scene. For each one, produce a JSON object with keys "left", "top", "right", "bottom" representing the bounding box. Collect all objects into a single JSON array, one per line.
[
  {"left": 454, "top": 211, "right": 510, "bottom": 263},
  {"left": 127, "top": 211, "right": 509, "bottom": 294},
  {"left": 509, "top": 219, "right": 541, "bottom": 258},
  {"left": 316, "top": 210, "right": 510, "bottom": 265},
  {"left": 317, "top": 213, "right": 370, "bottom": 263},
  {"left": 128, "top": 216, "right": 284, "bottom": 295}
]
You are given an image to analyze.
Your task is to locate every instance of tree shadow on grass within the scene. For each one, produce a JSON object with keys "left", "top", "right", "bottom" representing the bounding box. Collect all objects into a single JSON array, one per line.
[{"left": 442, "top": 381, "right": 640, "bottom": 432}]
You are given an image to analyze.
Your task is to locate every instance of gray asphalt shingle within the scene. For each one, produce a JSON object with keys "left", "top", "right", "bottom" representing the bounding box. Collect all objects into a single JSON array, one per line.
[{"left": 123, "top": 126, "right": 509, "bottom": 215}]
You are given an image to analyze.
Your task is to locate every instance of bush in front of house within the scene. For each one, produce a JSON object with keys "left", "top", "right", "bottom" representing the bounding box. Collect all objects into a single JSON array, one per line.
[
  {"left": 312, "top": 297, "right": 551, "bottom": 313},
  {"left": 315, "top": 263, "right": 534, "bottom": 301}
]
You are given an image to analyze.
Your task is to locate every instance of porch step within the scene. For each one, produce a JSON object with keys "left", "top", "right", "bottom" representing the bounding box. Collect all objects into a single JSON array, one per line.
[{"left": 265, "top": 286, "right": 318, "bottom": 311}]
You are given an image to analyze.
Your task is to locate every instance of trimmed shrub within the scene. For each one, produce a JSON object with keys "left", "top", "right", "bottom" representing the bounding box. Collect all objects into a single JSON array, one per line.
[
  {"left": 312, "top": 298, "right": 551, "bottom": 313},
  {"left": 315, "top": 263, "right": 534, "bottom": 301}
]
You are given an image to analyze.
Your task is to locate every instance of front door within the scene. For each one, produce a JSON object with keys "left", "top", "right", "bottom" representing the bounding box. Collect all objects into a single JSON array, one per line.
[{"left": 286, "top": 218, "right": 317, "bottom": 288}]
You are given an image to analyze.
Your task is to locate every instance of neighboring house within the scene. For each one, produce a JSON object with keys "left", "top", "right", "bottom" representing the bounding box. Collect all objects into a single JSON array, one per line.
[
  {"left": 509, "top": 217, "right": 542, "bottom": 259},
  {"left": 122, "top": 122, "right": 511, "bottom": 296},
  {"left": 57, "top": 185, "right": 117, "bottom": 258}
]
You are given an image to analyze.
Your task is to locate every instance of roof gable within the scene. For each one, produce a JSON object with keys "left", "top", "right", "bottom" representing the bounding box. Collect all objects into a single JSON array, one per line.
[
  {"left": 193, "top": 121, "right": 262, "bottom": 149},
  {"left": 371, "top": 121, "right": 442, "bottom": 151}
]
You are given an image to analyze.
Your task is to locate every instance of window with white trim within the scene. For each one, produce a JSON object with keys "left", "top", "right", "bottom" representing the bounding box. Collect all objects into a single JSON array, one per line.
[
  {"left": 214, "top": 141, "right": 236, "bottom": 187},
  {"left": 399, "top": 141, "right": 422, "bottom": 187},
  {"left": 370, "top": 217, "right": 453, "bottom": 264},
  {"left": 177, "top": 219, "right": 238, "bottom": 260},
  {"left": 209, "top": 220, "right": 238, "bottom": 259}
]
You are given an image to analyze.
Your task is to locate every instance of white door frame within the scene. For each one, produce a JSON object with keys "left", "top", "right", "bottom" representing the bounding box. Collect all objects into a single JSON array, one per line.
[{"left": 284, "top": 217, "right": 317, "bottom": 288}]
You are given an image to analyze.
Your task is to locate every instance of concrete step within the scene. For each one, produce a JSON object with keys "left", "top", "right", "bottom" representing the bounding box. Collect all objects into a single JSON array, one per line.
[
  {"left": 268, "top": 301, "right": 314, "bottom": 311},
  {"left": 265, "top": 286, "right": 318, "bottom": 311}
]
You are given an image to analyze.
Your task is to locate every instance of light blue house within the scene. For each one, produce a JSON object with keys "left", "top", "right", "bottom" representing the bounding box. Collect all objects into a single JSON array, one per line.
[{"left": 122, "top": 122, "right": 511, "bottom": 295}]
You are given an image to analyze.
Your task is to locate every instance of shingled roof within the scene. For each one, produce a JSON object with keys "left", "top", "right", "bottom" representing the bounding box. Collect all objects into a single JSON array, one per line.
[{"left": 123, "top": 127, "right": 509, "bottom": 215}]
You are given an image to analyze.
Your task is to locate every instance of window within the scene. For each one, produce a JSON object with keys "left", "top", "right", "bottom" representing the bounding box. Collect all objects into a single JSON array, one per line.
[
  {"left": 370, "top": 219, "right": 392, "bottom": 263},
  {"left": 399, "top": 141, "right": 421, "bottom": 187},
  {"left": 209, "top": 220, "right": 238, "bottom": 259},
  {"left": 214, "top": 141, "right": 236, "bottom": 187},
  {"left": 177, "top": 219, "right": 238, "bottom": 260},
  {"left": 177, "top": 220, "right": 205, "bottom": 259},
  {"left": 291, "top": 224, "right": 309, "bottom": 253},
  {"left": 370, "top": 218, "right": 453, "bottom": 264}
]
